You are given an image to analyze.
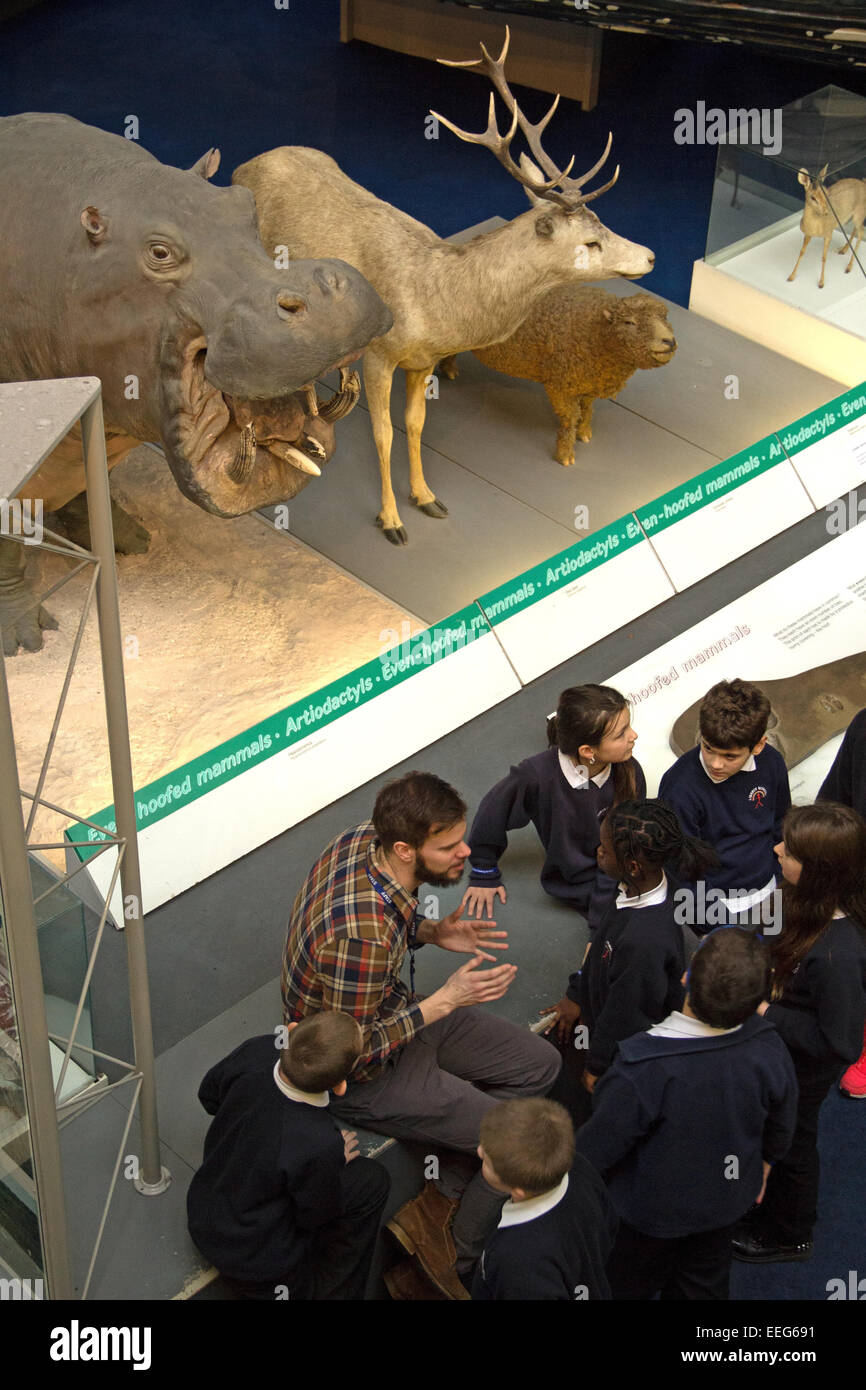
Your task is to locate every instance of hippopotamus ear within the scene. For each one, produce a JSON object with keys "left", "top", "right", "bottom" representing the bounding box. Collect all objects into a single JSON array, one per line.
[
  {"left": 80, "top": 206, "right": 108, "bottom": 243},
  {"left": 189, "top": 148, "right": 221, "bottom": 180}
]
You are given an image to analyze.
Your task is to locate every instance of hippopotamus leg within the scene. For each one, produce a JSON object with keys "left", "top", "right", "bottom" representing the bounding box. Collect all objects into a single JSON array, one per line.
[
  {"left": 53, "top": 491, "right": 151, "bottom": 556},
  {"left": 0, "top": 536, "right": 58, "bottom": 656}
]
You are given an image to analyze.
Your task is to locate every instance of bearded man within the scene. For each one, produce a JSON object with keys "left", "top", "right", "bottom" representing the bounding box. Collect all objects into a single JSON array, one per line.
[{"left": 281, "top": 770, "right": 560, "bottom": 1299}]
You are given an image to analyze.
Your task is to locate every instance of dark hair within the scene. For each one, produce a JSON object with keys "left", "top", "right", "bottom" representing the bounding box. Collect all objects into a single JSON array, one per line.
[
  {"left": 372, "top": 771, "right": 467, "bottom": 851},
  {"left": 546, "top": 684, "right": 639, "bottom": 804},
  {"left": 688, "top": 928, "right": 769, "bottom": 1028},
  {"left": 479, "top": 1098, "right": 574, "bottom": 1195},
  {"left": 699, "top": 679, "right": 770, "bottom": 750},
  {"left": 280, "top": 1011, "right": 363, "bottom": 1091},
  {"left": 606, "top": 799, "right": 719, "bottom": 892},
  {"left": 770, "top": 803, "right": 866, "bottom": 994}
]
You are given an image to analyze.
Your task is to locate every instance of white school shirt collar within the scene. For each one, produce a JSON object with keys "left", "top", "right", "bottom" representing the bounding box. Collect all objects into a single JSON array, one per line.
[
  {"left": 648, "top": 1010, "right": 742, "bottom": 1039},
  {"left": 558, "top": 749, "right": 611, "bottom": 789},
  {"left": 699, "top": 748, "right": 756, "bottom": 785},
  {"left": 498, "top": 1173, "right": 569, "bottom": 1228},
  {"left": 273, "top": 1061, "right": 329, "bottom": 1107},
  {"left": 616, "top": 871, "right": 668, "bottom": 910}
]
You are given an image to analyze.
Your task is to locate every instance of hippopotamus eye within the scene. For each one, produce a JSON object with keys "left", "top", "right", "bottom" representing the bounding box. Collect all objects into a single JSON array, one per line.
[{"left": 144, "top": 241, "right": 181, "bottom": 271}]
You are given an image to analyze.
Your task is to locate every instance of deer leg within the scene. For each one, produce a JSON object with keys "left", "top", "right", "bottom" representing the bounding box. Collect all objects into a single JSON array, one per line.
[
  {"left": 787, "top": 235, "right": 811, "bottom": 283},
  {"left": 844, "top": 221, "right": 864, "bottom": 273},
  {"left": 818, "top": 233, "right": 831, "bottom": 289},
  {"left": 405, "top": 368, "right": 447, "bottom": 519},
  {"left": 544, "top": 384, "right": 579, "bottom": 465},
  {"left": 365, "top": 359, "right": 407, "bottom": 546}
]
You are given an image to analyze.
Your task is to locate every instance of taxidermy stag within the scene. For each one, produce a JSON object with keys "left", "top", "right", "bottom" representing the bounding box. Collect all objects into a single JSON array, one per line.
[
  {"left": 233, "top": 27, "right": 655, "bottom": 545},
  {"left": 788, "top": 165, "right": 866, "bottom": 289}
]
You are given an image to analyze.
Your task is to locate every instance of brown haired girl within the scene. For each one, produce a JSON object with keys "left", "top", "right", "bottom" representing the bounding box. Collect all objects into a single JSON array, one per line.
[
  {"left": 462, "top": 685, "right": 644, "bottom": 929},
  {"left": 733, "top": 802, "right": 866, "bottom": 1264}
]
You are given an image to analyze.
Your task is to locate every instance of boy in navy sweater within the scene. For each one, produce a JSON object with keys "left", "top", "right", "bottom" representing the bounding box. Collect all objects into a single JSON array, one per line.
[
  {"left": 575, "top": 928, "right": 797, "bottom": 1300},
  {"left": 659, "top": 679, "right": 790, "bottom": 931},
  {"left": 472, "top": 1098, "right": 617, "bottom": 1300},
  {"left": 187, "top": 1011, "right": 389, "bottom": 1300}
]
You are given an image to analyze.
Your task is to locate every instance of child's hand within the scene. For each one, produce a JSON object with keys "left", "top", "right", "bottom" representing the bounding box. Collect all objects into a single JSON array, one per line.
[
  {"left": 341, "top": 1129, "right": 360, "bottom": 1164},
  {"left": 542, "top": 997, "right": 581, "bottom": 1046},
  {"left": 461, "top": 885, "right": 506, "bottom": 919},
  {"left": 582, "top": 1070, "right": 598, "bottom": 1094}
]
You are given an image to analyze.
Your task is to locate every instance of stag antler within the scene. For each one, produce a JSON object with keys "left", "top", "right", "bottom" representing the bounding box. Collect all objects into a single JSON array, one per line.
[{"left": 433, "top": 26, "right": 618, "bottom": 209}]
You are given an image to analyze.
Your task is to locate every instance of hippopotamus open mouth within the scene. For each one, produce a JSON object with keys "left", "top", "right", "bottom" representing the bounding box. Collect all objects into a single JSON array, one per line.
[{"left": 160, "top": 333, "right": 363, "bottom": 517}]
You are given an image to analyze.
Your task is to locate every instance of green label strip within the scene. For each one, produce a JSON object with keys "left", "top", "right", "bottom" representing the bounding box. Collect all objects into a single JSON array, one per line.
[
  {"left": 775, "top": 381, "right": 866, "bottom": 457},
  {"left": 635, "top": 434, "right": 783, "bottom": 538},
  {"left": 65, "top": 603, "right": 490, "bottom": 862},
  {"left": 478, "top": 513, "right": 645, "bottom": 627}
]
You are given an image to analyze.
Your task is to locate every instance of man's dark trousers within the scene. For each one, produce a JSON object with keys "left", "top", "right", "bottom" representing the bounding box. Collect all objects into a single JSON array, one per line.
[{"left": 330, "top": 1007, "right": 561, "bottom": 1265}]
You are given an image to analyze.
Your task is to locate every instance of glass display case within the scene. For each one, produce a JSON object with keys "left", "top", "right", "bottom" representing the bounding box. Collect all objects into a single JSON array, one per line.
[
  {"left": 704, "top": 86, "right": 866, "bottom": 340},
  {"left": 0, "top": 858, "right": 100, "bottom": 1289},
  {"left": 691, "top": 85, "right": 866, "bottom": 385}
]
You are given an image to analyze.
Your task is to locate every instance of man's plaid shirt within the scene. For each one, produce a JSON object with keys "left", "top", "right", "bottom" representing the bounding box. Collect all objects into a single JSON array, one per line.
[{"left": 281, "top": 822, "right": 425, "bottom": 1082}]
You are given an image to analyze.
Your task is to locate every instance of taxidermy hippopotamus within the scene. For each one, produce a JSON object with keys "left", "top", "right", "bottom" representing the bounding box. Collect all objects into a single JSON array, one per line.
[{"left": 0, "top": 113, "right": 393, "bottom": 653}]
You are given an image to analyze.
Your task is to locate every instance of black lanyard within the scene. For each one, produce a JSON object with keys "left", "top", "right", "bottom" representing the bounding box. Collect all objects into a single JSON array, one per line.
[{"left": 366, "top": 863, "right": 421, "bottom": 1001}]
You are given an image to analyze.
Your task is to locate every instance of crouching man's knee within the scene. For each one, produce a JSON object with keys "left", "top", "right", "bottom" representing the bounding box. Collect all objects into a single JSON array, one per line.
[{"left": 525, "top": 1032, "right": 563, "bottom": 1096}]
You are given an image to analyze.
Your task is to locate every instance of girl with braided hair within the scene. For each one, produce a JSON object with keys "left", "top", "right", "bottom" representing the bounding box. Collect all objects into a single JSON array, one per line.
[
  {"left": 544, "top": 799, "right": 718, "bottom": 1098},
  {"left": 463, "top": 685, "right": 645, "bottom": 930}
]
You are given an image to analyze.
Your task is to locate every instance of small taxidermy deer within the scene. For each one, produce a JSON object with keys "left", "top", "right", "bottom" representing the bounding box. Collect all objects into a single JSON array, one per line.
[
  {"left": 788, "top": 165, "right": 866, "bottom": 289},
  {"left": 233, "top": 27, "right": 654, "bottom": 544}
]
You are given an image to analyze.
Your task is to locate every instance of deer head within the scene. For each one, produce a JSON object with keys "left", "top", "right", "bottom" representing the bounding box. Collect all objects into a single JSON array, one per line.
[{"left": 431, "top": 27, "right": 652, "bottom": 281}]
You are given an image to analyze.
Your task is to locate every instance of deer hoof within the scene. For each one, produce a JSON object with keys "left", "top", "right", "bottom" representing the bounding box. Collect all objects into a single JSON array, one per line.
[
  {"left": 415, "top": 497, "right": 449, "bottom": 518},
  {"left": 376, "top": 516, "right": 409, "bottom": 546}
]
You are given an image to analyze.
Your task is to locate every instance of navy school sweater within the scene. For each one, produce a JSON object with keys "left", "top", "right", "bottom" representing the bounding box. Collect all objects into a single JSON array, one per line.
[
  {"left": 766, "top": 915, "right": 866, "bottom": 1066},
  {"left": 818, "top": 708, "right": 866, "bottom": 819},
  {"left": 187, "top": 1035, "right": 345, "bottom": 1285},
  {"left": 472, "top": 1155, "right": 618, "bottom": 1301},
  {"left": 658, "top": 744, "right": 790, "bottom": 899},
  {"left": 575, "top": 1014, "right": 797, "bottom": 1238},
  {"left": 468, "top": 747, "right": 646, "bottom": 903},
  {"left": 567, "top": 883, "right": 688, "bottom": 1076}
]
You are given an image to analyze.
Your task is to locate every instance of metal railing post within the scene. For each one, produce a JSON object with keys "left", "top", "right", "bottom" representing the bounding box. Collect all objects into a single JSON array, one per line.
[
  {"left": 80, "top": 399, "right": 168, "bottom": 1193},
  {"left": 0, "top": 656, "right": 74, "bottom": 1297}
]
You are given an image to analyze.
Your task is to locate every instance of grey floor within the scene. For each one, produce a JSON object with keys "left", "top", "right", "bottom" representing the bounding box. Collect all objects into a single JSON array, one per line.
[{"left": 63, "top": 309, "right": 857, "bottom": 1300}]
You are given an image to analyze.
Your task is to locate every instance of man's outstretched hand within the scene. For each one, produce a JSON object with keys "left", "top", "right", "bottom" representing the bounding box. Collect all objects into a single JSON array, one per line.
[
  {"left": 431, "top": 904, "right": 508, "bottom": 959},
  {"left": 441, "top": 954, "right": 518, "bottom": 1010}
]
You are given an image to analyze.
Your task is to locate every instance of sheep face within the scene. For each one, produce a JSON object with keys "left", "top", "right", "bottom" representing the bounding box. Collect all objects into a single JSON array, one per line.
[{"left": 603, "top": 294, "right": 677, "bottom": 369}]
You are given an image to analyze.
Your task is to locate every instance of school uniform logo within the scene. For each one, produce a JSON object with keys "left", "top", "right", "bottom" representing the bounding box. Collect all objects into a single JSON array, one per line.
[{"left": 749, "top": 786, "right": 768, "bottom": 807}]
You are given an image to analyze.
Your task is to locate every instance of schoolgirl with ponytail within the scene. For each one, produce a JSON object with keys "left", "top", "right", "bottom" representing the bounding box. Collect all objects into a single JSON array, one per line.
[
  {"left": 463, "top": 685, "right": 645, "bottom": 928},
  {"left": 545, "top": 799, "right": 719, "bottom": 1095}
]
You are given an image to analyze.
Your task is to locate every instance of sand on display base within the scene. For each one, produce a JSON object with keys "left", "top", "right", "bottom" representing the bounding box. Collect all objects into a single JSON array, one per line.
[{"left": 7, "top": 446, "right": 420, "bottom": 874}]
